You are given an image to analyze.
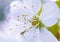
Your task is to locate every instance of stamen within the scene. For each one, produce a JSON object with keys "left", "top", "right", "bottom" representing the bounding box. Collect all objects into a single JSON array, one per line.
[
  {"left": 24, "top": 22, "right": 26, "bottom": 24},
  {"left": 17, "top": 16, "right": 20, "bottom": 21},
  {"left": 28, "top": 20, "right": 32, "bottom": 23},
  {"left": 8, "top": 16, "right": 11, "bottom": 19},
  {"left": 23, "top": 25, "right": 26, "bottom": 28},
  {"left": 20, "top": 31, "right": 26, "bottom": 35},
  {"left": 29, "top": 26, "right": 32, "bottom": 30},
  {"left": 22, "top": 14, "right": 27, "bottom": 21},
  {"left": 22, "top": 14, "right": 24, "bottom": 16},
  {"left": 24, "top": 17, "right": 26, "bottom": 21},
  {"left": 22, "top": 14, "right": 27, "bottom": 17},
  {"left": 24, "top": 6, "right": 26, "bottom": 8},
  {"left": 25, "top": 29, "right": 29, "bottom": 32},
  {"left": 17, "top": 19, "right": 20, "bottom": 21},
  {"left": 14, "top": 4, "right": 16, "bottom": 7},
  {"left": 16, "top": 24, "right": 18, "bottom": 26},
  {"left": 32, "top": 5, "right": 34, "bottom": 8},
  {"left": 10, "top": 28, "right": 12, "bottom": 31},
  {"left": 24, "top": 15, "right": 27, "bottom": 17}
]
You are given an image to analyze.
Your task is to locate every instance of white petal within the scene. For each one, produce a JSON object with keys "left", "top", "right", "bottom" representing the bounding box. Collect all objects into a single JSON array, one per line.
[
  {"left": 9, "top": 1, "right": 35, "bottom": 21},
  {"left": 40, "top": 2, "right": 59, "bottom": 27},
  {"left": 23, "top": 0, "right": 41, "bottom": 14},
  {"left": 39, "top": 28, "right": 58, "bottom": 42},
  {"left": 10, "top": 1, "right": 24, "bottom": 9},
  {"left": 0, "top": 20, "right": 37, "bottom": 42},
  {"left": 23, "top": 27, "right": 37, "bottom": 42},
  {"left": 10, "top": 0, "right": 29, "bottom": 11},
  {"left": 9, "top": 8, "right": 34, "bottom": 23},
  {"left": 42, "top": 0, "right": 56, "bottom": 3},
  {"left": 41, "top": 17, "right": 58, "bottom": 27}
]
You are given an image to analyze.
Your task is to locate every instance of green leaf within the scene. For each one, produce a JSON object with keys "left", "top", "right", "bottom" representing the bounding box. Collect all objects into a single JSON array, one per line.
[
  {"left": 57, "top": 26, "right": 60, "bottom": 40},
  {"left": 48, "top": 23, "right": 59, "bottom": 38},
  {"left": 57, "top": 19, "right": 60, "bottom": 40},
  {"left": 56, "top": 1, "right": 60, "bottom": 8}
]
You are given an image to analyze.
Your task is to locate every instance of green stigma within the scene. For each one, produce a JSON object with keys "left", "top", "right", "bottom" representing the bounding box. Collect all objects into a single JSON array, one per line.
[{"left": 32, "top": 16, "right": 44, "bottom": 28}]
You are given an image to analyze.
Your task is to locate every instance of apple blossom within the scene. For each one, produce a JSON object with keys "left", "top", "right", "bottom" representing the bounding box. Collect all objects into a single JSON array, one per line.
[{"left": 0, "top": 0, "right": 59, "bottom": 42}]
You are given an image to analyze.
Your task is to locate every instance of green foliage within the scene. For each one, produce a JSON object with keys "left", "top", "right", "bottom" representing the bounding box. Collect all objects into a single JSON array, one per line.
[
  {"left": 56, "top": 1, "right": 60, "bottom": 8},
  {"left": 48, "top": 23, "right": 59, "bottom": 38}
]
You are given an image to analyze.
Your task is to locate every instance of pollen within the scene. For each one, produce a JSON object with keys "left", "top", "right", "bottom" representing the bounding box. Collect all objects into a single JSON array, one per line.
[
  {"left": 16, "top": 24, "right": 18, "bottom": 26},
  {"left": 10, "top": 28, "right": 12, "bottom": 31},
  {"left": 17, "top": 16, "right": 20, "bottom": 21},
  {"left": 32, "top": 5, "right": 34, "bottom": 8},
  {"left": 22, "top": 14, "right": 27, "bottom": 21},
  {"left": 8, "top": 16, "right": 11, "bottom": 19},
  {"left": 24, "top": 6, "right": 26, "bottom": 8},
  {"left": 14, "top": 4, "right": 16, "bottom": 7},
  {"left": 24, "top": 17, "right": 26, "bottom": 21}
]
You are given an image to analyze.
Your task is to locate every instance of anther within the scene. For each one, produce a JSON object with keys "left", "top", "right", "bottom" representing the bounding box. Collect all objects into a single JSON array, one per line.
[
  {"left": 32, "top": 5, "right": 34, "bottom": 8},
  {"left": 24, "top": 6, "right": 26, "bottom": 8},
  {"left": 16, "top": 24, "right": 18, "bottom": 26},
  {"left": 10, "top": 28, "right": 12, "bottom": 31},
  {"left": 14, "top": 4, "right": 16, "bottom": 7},
  {"left": 20, "top": 31, "right": 26, "bottom": 35},
  {"left": 9, "top": 16, "right": 11, "bottom": 19}
]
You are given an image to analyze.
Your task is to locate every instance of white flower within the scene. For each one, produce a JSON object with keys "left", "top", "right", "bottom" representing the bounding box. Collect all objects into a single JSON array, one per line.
[
  {"left": 40, "top": 2, "right": 59, "bottom": 27},
  {"left": 0, "top": 0, "right": 59, "bottom": 42}
]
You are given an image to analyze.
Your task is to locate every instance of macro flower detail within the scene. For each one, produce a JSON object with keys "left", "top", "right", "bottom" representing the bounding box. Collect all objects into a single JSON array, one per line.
[{"left": 0, "top": 0, "right": 59, "bottom": 42}]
